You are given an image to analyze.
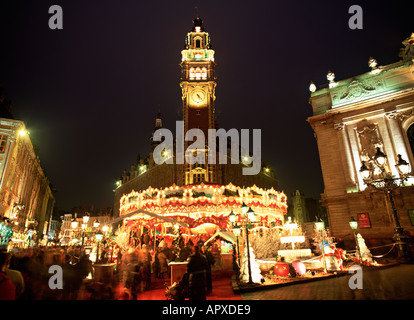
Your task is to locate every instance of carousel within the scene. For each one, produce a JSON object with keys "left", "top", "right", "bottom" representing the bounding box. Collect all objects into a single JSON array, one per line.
[{"left": 117, "top": 182, "right": 287, "bottom": 253}]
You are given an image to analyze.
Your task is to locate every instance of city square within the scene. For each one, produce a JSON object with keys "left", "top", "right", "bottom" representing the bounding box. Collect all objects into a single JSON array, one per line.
[{"left": 0, "top": 0, "right": 413, "bottom": 311}]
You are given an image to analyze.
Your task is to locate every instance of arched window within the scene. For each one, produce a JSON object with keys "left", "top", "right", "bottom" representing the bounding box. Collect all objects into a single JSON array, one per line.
[
  {"left": 195, "top": 39, "right": 201, "bottom": 48},
  {"left": 195, "top": 68, "right": 201, "bottom": 80},
  {"left": 408, "top": 123, "right": 414, "bottom": 157},
  {"left": 189, "top": 67, "right": 195, "bottom": 80},
  {"left": 201, "top": 67, "right": 207, "bottom": 80}
]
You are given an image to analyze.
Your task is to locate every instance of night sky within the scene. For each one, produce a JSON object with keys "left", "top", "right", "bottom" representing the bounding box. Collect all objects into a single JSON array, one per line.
[{"left": 0, "top": 1, "right": 411, "bottom": 211}]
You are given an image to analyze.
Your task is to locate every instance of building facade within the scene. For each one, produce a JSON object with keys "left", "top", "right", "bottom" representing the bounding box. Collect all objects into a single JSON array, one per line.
[
  {"left": 288, "top": 190, "right": 327, "bottom": 224},
  {"left": 0, "top": 86, "right": 55, "bottom": 247},
  {"left": 308, "top": 34, "right": 414, "bottom": 247},
  {"left": 113, "top": 17, "right": 280, "bottom": 218}
]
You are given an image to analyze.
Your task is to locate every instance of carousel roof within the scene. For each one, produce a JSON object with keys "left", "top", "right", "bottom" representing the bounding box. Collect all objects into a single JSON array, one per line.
[{"left": 103, "top": 209, "right": 190, "bottom": 227}]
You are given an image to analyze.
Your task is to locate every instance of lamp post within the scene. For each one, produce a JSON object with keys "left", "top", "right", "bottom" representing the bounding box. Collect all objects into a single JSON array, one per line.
[
  {"left": 359, "top": 149, "right": 413, "bottom": 263},
  {"left": 71, "top": 218, "right": 78, "bottom": 244},
  {"left": 229, "top": 211, "right": 241, "bottom": 267},
  {"left": 233, "top": 203, "right": 256, "bottom": 284},
  {"left": 349, "top": 217, "right": 362, "bottom": 264},
  {"left": 79, "top": 212, "right": 90, "bottom": 248},
  {"left": 315, "top": 221, "right": 327, "bottom": 273}
]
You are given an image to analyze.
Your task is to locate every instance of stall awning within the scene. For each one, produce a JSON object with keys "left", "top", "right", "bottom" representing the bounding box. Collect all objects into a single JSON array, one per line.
[
  {"left": 103, "top": 209, "right": 189, "bottom": 227},
  {"left": 204, "top": 230, "right": 237, "bottom": 246}
]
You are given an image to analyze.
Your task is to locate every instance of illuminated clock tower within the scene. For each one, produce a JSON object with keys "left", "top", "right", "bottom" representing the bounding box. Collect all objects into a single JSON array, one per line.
[
  {"left": 180, "top": 16, "right": 216, "bottom": 136},
  {"left": 180, "top": 16, "right": 218, "bottom": 185}
]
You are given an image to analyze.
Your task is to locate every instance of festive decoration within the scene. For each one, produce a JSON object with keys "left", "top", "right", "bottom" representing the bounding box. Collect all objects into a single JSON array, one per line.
[
  {"left": 239, "top": 244, "right": 262, "bottom": 283},
  {"left": 250, "top": 227, "right": 283, "bottom": 259},
  {"left": 120, "top": 184, "right": 287, "bottom": 231},
  {"left": 325, "top": 243, "right": 346, "bottom": 270},
  {"left": 273, "top": 261, "right": 290, "bottom": 277},
  {"left": 280, "top": 217, "right": 305, "bottom": 250},
  {"left": 356, "top": 233, "right": 375, "bottom": 265},
  {"left": 114, "top": 225, "right": 130, "bottom": 252},
  {"left": 172, "top": 226, "right": 185, "bottom": 261},
  {"left": 0, "top": 222, "right": 13, "bottom": 249},
  {"left": 277, "top": 218, "right": 311, "bottom": 261},
  {"left": 291, "top": 260, "right": 306, "bottom": 276}
]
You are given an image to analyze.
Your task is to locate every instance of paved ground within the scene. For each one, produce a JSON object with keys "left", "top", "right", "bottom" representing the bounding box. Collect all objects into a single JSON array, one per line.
[{"left": 241, "top": 264, "right": 414, "bottom": 300}]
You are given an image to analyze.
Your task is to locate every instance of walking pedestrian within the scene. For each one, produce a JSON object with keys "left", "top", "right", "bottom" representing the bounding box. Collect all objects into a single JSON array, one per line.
[
  {"left": 0, "top": 251, "right": 16, "bottom": 300},
  {"left": 157, "top": 247, "right": 168, "bottom": 279},
  {"left": 202, "top": 244, "right": 215, "bottom": 294},
  {"left": 186, "top": 243, "right": 209, "bottom": 300},
  {"left": 139, "top": 245, "right": 152, "bottom": 291}
]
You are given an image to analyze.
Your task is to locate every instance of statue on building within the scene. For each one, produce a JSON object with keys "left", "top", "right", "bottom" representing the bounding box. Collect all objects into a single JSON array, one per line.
[
  {"left": 357, "top": 119, "right": 383, "bottom": 160},
  {"left": 399, "top": 33, "right": 414, "bottom": 62}
]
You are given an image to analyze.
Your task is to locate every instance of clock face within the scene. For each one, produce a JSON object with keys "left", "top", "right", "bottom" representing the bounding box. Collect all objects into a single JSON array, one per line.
[{"left": 191, "top": 89, "right": 205, "bottom": 104}]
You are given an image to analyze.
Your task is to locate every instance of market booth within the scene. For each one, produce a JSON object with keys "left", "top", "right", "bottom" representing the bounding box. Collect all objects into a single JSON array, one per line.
[{"left": 117, "top": 182, "right": 287, "bottom": 279}]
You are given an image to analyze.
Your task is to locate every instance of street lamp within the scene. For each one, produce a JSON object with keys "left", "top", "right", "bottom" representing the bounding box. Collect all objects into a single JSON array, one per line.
[
  {"left": 81, "top": 223, "right": 87, "bottom": 247},
  {"left": 233, "top": 202, "right": 256, "bottom": 284},
  {"left": 315, "top": 220, "right": 327, "bottom": 273},
  {"left": 229, "top": 210, "right": 241, "bottom": 267},
  {"left": 71, "top": 219, "right": 78, "bottom": 230},
  {"left": 359, "top": 149, "right": 413, "bottom": 263},
  {"left": 349, "top": 217, "right": 362, "bottom": 264},
  {"left": 71, "top": 218, "right": 78, "bottom": 244},
  {"left": 79, "top": 213, "right": 90, "bottom": 248},
  {"left": 233, "top": 225, "right": 241, "bottom": 267}
]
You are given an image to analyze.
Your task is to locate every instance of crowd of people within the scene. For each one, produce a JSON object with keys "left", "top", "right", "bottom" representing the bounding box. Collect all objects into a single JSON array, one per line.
[
  {"left": 0, "top": 237, "right": 218, "bottom": 300},
  {"left": 0, "top": 246, "right": 92, "bottom": 300}
]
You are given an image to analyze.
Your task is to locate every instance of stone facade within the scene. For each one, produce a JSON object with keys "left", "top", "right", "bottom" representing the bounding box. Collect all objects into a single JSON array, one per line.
[
  {"left": 307, "top": 35, "right": 414, "bottom": 247},
  {"left": 0, "top": 118, "right": 55, "bottom": 241}
]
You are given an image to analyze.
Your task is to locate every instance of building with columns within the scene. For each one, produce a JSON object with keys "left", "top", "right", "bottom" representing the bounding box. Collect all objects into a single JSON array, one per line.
[
  {"left": 308, "top": 33, "right": 414, "bottom": 247},
  {"left": 0, "top": 85, "right": 55, "bottom": 247}
]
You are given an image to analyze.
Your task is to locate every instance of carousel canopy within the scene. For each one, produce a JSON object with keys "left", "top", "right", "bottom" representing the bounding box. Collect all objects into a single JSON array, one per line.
[{"left": 104, "top": 209, "right": 190, "bottom": 227}]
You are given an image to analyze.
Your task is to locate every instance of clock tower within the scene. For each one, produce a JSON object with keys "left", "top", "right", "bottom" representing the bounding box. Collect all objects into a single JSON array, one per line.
[
  {"left": 180, "top": 16, "right": 218, "bottom": 184},
  {"left": 180, "top": 16, "right": 216, "bottom": 136}
]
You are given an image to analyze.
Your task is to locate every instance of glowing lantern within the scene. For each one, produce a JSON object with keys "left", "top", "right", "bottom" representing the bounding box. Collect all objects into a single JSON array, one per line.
[
  {"left": 291, "top": 260, "right": 306, "bottom": 275},
  {"left": 273, "top": 262, "right": 290, "bottom": 277}
]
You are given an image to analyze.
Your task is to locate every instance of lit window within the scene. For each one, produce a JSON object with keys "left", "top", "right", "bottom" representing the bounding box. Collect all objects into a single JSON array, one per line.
[
  {"left": 201, "top": 67, "right": 207, "bottom": 79},
  {"left": 195, "top": 68, "right": 201, "bottom": 80},
  {"left": 189, "top": 68, "right": 195, "bottom": 80}
]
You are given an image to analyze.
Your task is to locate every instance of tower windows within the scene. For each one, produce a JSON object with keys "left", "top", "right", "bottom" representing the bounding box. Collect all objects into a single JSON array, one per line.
[
  {"left": 189, "top": 67, "right": 207, "bottom": 80},
  {"left": 195, "top": 39, "right": 201, "bottom": 48},
  {"left": 201, "top": 67, "right": 207, "bottom": 79}
]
